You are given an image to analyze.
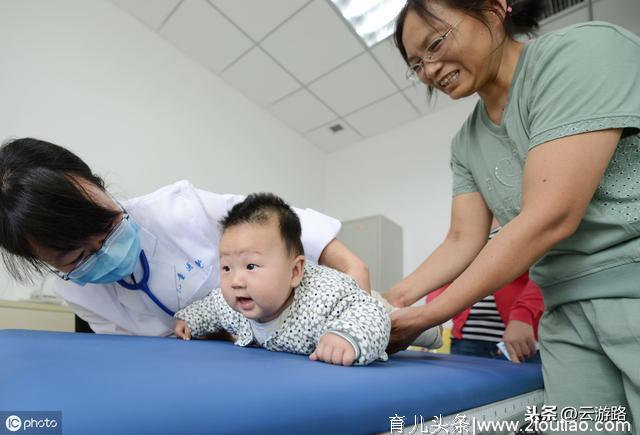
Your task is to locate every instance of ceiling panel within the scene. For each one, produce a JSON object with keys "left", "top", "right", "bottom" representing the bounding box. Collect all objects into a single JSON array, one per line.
[
  {"left": 269, "top": 89, "right": 336, "bottom": 133},
  {"left": 304, "top": 120, "right": 362, "bottom": 153},
  {"left": 403, "top": 84, "right": 433, "bottom": 115},
  {"left": 109, "top": 0, "right": 471, "bottom": 153},
  {"left": 308, "top": 52, "right": 398, "bottom": 116},
  {"left": 345, "top": 93, "right": 418, "bottom": 137},
  {"left": 261, "top": 0, "right": 364, "bottom": 84},
  {"left": 221, "top": 47, "right": 300, "bottom": 107},
  {"left": 403, "top": 85, "right": 457, "bottom": 115},
  {"left": 370, "top": 36, "right": 412, "bottom": 90},
  {"left": 209, "top": 0, "right": 311, "bottom": 41},
  {"left": 110, "top": 0, "right": 180, "bottom": 30},
  {"left": 160, "top": 0, "right": 253, "bottom": 73}
]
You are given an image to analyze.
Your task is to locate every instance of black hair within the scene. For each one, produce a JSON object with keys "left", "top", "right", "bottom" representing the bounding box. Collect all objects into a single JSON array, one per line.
[
  {"left": 0, "top": 137, "right": 120, "bottom": 282},
  {"left": 394, "top": 0, "right": 545, "bottom": 98},
  {"left": 220, "top": 193, "right": 304, "bottom": 258}
]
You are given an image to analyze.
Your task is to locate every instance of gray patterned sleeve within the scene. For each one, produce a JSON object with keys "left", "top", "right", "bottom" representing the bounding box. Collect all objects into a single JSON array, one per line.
[
  {"left": 322, "top": 279, "right": 390, "bottom": 365},
  {"left": 174, "top": 289, "right": 227, "bottom": 338}
]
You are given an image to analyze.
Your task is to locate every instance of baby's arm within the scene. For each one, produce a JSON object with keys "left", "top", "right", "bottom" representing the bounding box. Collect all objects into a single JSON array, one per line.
[
  {"left": 316, "top": 282, "right": 391, "bottom": 366},
  {"left": 175, "top": 319, "right": 192, "bottom": 340},
  {"left": 309, "top": 331, "right": 356, "bottom": 365},
  {"left": 174, "top": 290, "right": 226, "bottom": 339}
]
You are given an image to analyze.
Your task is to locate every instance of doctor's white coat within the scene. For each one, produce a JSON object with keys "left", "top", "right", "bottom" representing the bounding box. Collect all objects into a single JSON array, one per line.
[{"left": 52, "top": 180, "right": 341, "bottom": 336}]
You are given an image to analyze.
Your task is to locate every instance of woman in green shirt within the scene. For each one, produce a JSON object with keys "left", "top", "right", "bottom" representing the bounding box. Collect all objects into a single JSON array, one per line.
[{"left": 385, "top": 0, "right": 640, "bottom": 427}]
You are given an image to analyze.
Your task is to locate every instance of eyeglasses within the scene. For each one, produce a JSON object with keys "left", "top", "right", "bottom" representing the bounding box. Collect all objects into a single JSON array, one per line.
[
  {"left": 405, "top": 16, "right": 465, "bottom": 82},
  {"left": 48, "top": 206, "right": 129, "bottom": 281}
]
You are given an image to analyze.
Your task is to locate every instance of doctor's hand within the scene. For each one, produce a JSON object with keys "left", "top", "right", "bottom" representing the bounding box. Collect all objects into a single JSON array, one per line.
[
  {"left": 175, "top": 320, "right": 192, "bottom": 340},
  {"left": 387, "top": 306, "right": 430, "bottom": 354},
  {"left": 310, "top": 333, "right": 356, "bottom": 366},
  {"left": 502, "top": 320, "right": 536, "bottom": 363}
]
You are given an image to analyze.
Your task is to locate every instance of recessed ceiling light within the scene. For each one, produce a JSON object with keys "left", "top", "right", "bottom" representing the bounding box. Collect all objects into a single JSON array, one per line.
[
  {"left": 330, "top": 124, "right": 344, "bottom": 133},
  {"left": 331, "top": 0, "right": 406, "bottom": 47}
]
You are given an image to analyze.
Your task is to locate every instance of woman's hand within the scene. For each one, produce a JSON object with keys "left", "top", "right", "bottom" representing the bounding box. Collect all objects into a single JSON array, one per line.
[
  {"left": 387, "top": 306, "right": 432, "bottom": 354},
  {"left": 382, "top": 289, "right": 408, "bottom": 308},
  {"left": 175, "top": 319, "right": 192, "bottom": 340},
  {"left": 501, "top": 320, "right": 536, "bottom": 363}
]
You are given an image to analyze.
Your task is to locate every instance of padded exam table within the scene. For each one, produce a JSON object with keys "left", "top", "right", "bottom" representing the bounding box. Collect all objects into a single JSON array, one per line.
[{"left": 0, "top": 330, "right": 543, "bottom": 434}]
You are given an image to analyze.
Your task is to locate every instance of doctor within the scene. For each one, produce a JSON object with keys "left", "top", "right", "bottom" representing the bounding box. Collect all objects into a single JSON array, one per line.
[{"left": 0, "top": 137, "right": 369, "bottom": 336}]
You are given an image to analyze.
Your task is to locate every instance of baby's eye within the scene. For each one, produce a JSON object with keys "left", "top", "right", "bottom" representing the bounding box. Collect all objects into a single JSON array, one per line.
[
  {"left": 221, "top": 265, "right": 230, "bottom": 272},
  {"left": 246, "top": 264, "right": 258, "bottom": 270}
]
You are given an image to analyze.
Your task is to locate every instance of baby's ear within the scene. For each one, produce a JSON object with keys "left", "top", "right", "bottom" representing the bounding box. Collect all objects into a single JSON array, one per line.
[{"left": 290, "top": 255, "right": 306, "bottom": 288}]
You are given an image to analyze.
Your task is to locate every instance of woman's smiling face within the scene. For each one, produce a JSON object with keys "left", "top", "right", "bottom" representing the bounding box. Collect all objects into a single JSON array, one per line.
[{"left": 401, "top": 1, "right": 507, "bottom": 99}]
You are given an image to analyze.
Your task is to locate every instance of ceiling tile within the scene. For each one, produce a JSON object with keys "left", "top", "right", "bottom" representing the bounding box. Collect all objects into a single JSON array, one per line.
[
  {"left": 308, "top": 52, "right": 398, "bottom": 116},
  {"left": 208, "top": 0, "right": 310, "bottom": 41},
  {"left": 160, "top": 0, "right": 253, "bottom": 73},
  {"left": 261, "top": 0, "right": 364, "bottom": 84},
  {"left": 403, "top": 85, "right": 455, "bottom": 115},
  {"left": 269, "top": 89, "right": 336, "bottom": 133},
  {"left": 221, "top": 47, "right": 300, "bottom": 107},
  {"left": 403, "top": 87, "right": 480, "bottom": 119},
  {"left": 304, "top": 120, "right": 362, "bottom": 153},
  {"left": 111, "top": 0, "right": 180, "bottom": 29},
  {"left": 370, "top": 36, "right": 412, "bottom": 90},
  {"left": 345, "top": 93, "right": 418, "bottom": 137}
]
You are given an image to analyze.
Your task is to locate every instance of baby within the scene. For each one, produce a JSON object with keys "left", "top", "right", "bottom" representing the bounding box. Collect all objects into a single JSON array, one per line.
[{"left": 174, "top": 193, "right": 390, "bottom": 366}]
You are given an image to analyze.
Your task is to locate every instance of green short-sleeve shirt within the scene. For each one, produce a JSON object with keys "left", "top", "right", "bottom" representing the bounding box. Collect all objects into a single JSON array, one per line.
[{"left": 451, "top": 22, "right": 640, "bottom": 308}]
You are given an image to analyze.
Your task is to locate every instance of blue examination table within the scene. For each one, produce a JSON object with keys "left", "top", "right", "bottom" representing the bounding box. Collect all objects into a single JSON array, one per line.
[{"left": 0, "top": 330, "right": 543, "bottom": 434}]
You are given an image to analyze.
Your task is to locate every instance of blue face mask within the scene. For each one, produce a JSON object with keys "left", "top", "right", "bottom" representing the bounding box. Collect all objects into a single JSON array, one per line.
[{"left": 66, "top": 215, "right": 142, "bottom": 286}]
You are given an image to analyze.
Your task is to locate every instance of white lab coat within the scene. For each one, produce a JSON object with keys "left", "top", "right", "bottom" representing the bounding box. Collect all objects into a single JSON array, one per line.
[{"left": 52, "top": 180, "right": 341, "bottom": 336}]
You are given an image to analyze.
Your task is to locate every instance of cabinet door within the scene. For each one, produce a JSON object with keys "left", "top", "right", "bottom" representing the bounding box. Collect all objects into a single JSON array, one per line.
[
  {"left": 0, "top": 304, "right": 74, "bottom": 332},
  {"left": 340, "top": 215, "right": 403, "bottom": 292}
]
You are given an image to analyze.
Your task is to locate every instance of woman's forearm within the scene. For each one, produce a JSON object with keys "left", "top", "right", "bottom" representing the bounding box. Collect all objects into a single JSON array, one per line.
[
  {"left": 385, "top": 235, "right": 486, "bottom": 307},
  {"left": 385, "top": 192, "right": 493, "bottom": 307},
  {"left": 418, "top": 212, "right": 572, "bottom": 328}
]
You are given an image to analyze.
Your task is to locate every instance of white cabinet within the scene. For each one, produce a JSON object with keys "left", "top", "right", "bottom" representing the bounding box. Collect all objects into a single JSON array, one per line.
[
  {"left": 338, "top": 215, "right": 402, "bottom": 292},
  {"left": 0, "top": 300, "right": 75, "bottom": 332}
]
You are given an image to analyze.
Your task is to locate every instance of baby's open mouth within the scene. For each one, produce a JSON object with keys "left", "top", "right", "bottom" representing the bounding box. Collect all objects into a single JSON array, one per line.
[{"left": 236, "top": 296, "right": 254, "bottom": 309}]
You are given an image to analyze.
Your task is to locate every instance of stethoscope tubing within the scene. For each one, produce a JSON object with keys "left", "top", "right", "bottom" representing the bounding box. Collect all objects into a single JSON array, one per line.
[{"left": 117, "top": 250, "right": 175, "bottom": 316}]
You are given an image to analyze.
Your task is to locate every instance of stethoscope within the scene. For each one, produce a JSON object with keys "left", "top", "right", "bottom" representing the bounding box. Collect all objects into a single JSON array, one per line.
[{"left": 117, "top": 250, "right": 175, "bottom": 316}]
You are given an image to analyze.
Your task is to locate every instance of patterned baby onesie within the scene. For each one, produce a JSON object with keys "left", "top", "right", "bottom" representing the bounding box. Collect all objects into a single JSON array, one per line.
[{"left": 175, "top": 263, "right": 390, "bottom": 365}]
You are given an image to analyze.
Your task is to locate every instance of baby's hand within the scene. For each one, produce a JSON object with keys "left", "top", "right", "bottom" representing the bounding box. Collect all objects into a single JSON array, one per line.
[
  {"left": 175, "top": 319, "right": 192, "bottom": 340},
  {"left": 309, "top": 333, "right": 356, "bottom": 366}
]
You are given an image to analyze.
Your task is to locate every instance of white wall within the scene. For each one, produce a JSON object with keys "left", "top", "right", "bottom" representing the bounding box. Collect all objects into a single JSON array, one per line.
[
  {"left": 1, "top": 0, "right": 637, "bottom": 301},
  {"left": 0, "top": 0, "right": 326, "bottom": 300},
  {"left": 325, "top": 96, "right": 478, "bottom": 280},
  {"left": 325, "top": 0, "right": 640, "bottom": 282}
]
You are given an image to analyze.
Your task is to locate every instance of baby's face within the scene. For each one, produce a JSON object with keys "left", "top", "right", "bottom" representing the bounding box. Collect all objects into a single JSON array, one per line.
[{"left": 219, "top": 219, "right": 299, "bottom": 323}]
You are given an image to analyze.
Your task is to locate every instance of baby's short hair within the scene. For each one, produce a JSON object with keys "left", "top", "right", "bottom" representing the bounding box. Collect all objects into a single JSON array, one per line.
[{"left": 220, "top": 193, "right": 304, "bottom": 257}]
